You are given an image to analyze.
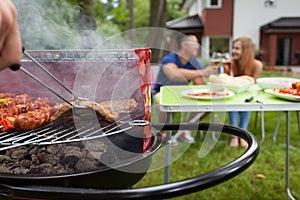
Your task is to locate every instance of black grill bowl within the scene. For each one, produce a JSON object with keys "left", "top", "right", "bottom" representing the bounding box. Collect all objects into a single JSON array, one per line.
[
  {"left": 0, "top": 123, "right": 259, "bottom": 200},
  {"left": 0, "top": 129, "right": 161, "bottom": 190}
]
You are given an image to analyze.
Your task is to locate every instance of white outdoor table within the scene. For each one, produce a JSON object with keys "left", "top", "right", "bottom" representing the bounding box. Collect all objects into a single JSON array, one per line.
[{"left": 160, "top": 84, "right": 299, "bottom": 200}]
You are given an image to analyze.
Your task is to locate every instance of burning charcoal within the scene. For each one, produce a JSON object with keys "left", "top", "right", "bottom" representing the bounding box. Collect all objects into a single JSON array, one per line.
[
  {"left": 0, "top": 165, "right": 10, "bottom": 173},
  {"left": 75, "top": 158, "right": 98, "bottom": 171},
  {"left": 20, "top": 159, "right": 33, "bottom": 168},
  {"left": 63, "top": 146, "right": 81, "bottom": 154},
  {"left": 55, "top": 168, "right": 69, "bottom": 174},
  {"left": 30, "top": 154, "right": 40, "bottom": 164},
  {"left": 46, "top": 145, "right": 64, "bottom": 159},
  {"left": 10, "top": 148, "right": 27, "bottom": 160},
  {"left": 37, "top": 151, "right": 59, "bottom": 166},
  {"left": 60, "top": 146, "right": 83, "bottom": 168},
  {"left": 11, "top": 166, "right": 30, "bottom": 174},
  {"left": 28, "top": 146, "right": 44, "bottom": 155},
  {"left": 52, "top": 164, "right": 68, "bottom": 174},
  {"left": 68, "top": 142, "right": 84, "bottom": 149},
  {"left": 30, "top": 163, "right": 54, "bottom": 174},
  {"left": 0, "top": 155, "right": 12, "bottom": 163},
  {"left": 60, "top": 154, "right": 81, "bottom": 166},
  {"left": 37, "top": 151, "right": 46, "bottom": 161},
  {"left": 83, "top": 140, "right": 107, "bottom": 152}
]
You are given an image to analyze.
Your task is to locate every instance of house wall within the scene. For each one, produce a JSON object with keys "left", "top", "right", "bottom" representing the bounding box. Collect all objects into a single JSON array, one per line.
[
  {"left": 183, "top": 0, "right": 300, "bottom": 64},
  {"left": 202, "top": 0, "right": 233, "bottom": 36},
  {"left": 233, "top": 0, "right": 300, "bottom": 48}
]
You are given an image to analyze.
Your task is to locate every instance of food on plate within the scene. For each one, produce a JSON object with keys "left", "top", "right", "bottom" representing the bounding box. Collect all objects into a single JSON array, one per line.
[
  {"left": 187, "top": 88, "right": 229, "bottom": 97},
  {"left": 209, "top": 74, "right": 254, "bottom": 85},
  {"left": 292, "top": 82, "right": 300, "bottom": 90},
  {"left": 257, "top": 77, "right": 300, "bottom": 89},
  {"left": 273, "top": 81, "right": 300, "bottom": 96}
]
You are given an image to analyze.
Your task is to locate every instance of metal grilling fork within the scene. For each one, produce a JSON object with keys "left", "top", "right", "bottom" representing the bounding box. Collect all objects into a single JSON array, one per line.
[{"left": 10, "top": 50, "right": 87, "bottom": 108}]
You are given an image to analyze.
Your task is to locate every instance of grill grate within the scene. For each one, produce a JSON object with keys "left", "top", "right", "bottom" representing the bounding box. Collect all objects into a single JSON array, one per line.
[
  {"left": 22, "top": 50, "right": 139, "bottom": 62},
  {"left": 0, "top": 115, "right": 149, "bottom": 152}
]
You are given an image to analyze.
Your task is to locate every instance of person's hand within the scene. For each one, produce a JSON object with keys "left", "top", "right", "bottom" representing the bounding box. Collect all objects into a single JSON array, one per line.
[
  {"left": 200, "top": 65, "right": 218, "bottom": 77},
  {"left": 0, "top": 0, "right": 22, "bottom": 70}
]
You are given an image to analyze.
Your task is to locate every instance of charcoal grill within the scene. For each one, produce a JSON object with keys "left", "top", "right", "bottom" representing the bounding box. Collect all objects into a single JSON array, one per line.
[
  {"left": 0, "top": 49, "right": 259, "bottom": 199},
  {"left": 0, "top": 123, "right": 259, "bottom": 200}
]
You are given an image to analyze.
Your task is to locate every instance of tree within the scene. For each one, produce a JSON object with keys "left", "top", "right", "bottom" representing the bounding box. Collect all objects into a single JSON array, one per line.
[
  {"left": 149, "top": 0, "right": 167, "bottom": 27},
  {"left": 127, "top": 0, "right": 134, "bottom": 41},
  {"left": 148, "top": 0, "right": 187, "bottom": 62}
]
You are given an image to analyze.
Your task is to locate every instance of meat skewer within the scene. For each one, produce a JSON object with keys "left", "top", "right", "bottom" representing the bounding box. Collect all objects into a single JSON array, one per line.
[
  {"left": 0, "top": 94, "right": 32, "bottom": 108},
  {"left": 0, "top": 94, "right": 52, "bottom": 131},
  {"left": 13, "top": 107, "right": 52, "bottom": 131}
]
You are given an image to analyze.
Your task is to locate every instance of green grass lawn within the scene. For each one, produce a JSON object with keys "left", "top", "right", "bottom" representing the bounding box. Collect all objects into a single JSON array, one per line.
[{"left": 134, "top": 69, "right": 300, "bottom": 199}]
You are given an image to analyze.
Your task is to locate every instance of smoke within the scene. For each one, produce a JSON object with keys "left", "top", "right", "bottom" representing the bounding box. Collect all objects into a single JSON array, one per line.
[
  {"left": 12, "top": 0, "right": 116, "bottom": 50},
  {"left": 12, "top": 0, "right": 173, "bottom": 51}
]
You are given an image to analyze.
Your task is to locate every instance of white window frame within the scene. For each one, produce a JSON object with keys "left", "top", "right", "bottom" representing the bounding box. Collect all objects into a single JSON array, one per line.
[{"left": 205, "top": 0, "right": 222, "bottom": 8}]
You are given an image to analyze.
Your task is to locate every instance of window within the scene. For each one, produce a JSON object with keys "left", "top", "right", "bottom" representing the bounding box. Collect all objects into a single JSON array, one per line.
[
  {"left": 264, "top": 0, "right": 276, "bottom": 8},
  {"left": 206, "top": 0, "right": 222, "bottom": 8},
  {"left": 209, "top": 37, "right": 230, "bottom": 56}
]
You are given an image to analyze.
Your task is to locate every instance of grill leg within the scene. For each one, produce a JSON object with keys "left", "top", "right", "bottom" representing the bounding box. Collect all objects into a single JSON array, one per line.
[{"left": 164, "top": 112, "right": 172, "bottom": 184}]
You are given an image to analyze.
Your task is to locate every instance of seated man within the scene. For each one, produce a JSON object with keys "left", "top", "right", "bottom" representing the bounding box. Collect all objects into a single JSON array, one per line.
[{"left": 152, "top": 33, "right": 218, "bottom": 143}]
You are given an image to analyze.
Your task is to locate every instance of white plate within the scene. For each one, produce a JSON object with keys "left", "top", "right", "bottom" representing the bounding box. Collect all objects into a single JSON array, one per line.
[
  {"left": 181, "top": 89, "right": 235, "bottom": 100},
  {"left": 207, "top": 82, "right": 252, "bottom": 93},
  {"left": 265, "top": 89, "right": 300, "bottom": 102},
  {"left": 257, "top": 77, "right": 300, "bottom": 89}
]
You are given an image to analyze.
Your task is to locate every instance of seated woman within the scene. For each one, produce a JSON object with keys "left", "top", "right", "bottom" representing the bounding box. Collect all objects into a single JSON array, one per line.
[{"left": 229, "top": 36, "right": 263, "bottom": 148}]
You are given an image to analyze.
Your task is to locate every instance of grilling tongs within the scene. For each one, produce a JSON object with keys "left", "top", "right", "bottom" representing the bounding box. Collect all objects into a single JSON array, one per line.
[{"left": 10, "top": 50, "right": 87, "bottom": 108}]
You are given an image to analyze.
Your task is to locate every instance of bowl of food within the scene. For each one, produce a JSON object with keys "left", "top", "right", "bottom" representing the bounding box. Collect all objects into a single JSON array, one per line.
[
  {"left": 208, "top": 74, "right": 254, "bottom": 93},
  {"left": 257, "top": 77, "right": 300, "bottom": 89}
]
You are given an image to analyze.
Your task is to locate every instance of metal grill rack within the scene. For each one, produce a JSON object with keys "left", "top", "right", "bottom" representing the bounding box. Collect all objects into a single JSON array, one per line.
[
  {"left": 0, "top": 114, "right": 149, "bottom": 152},
  {"left": 22, "top": 50, "right": 140, "bottom": 62}
]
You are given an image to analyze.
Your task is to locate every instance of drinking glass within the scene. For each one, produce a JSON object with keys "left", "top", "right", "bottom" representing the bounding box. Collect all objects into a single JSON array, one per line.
[
  {"left": 222, "top": 52, "right": 232, "bottom": 76},
  {"left": 211, "top": 52, "right": 222, "bottom": 66},
  {"left": 211, "top": 52, "right": 223, "bottom": 74}
]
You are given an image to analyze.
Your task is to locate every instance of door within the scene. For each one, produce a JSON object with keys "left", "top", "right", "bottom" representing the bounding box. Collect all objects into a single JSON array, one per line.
[{"left": 276, "top": 38, "right": 291, "bottom": 65}]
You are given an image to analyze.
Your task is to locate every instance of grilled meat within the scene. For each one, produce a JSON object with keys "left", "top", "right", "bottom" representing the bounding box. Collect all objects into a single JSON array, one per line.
[
  {"left": 14, "top": 107, "right": 52, "bottom": 131},
  {"left": 50, "top": 99, "right": 139, "bottom": 122},
  {"left": 0, "top": 94, "right": 52, "bottom": 132},
  {"left": 99, "top": 99, "right": 139, "bottom": 114},
  {"left": 1, "top": 94, "right": 32, "bottom": 108},
  {"left": 0, "top": 92, "right": 140, "bottom": 132},
  {"left": 50, "top": 100, "right": 118, "bottom": 122}
]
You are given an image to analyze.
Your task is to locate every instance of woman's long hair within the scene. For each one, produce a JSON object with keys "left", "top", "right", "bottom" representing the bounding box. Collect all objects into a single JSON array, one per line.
[{"left": 232, "top": 37, "right": 256, "bottom": 76}]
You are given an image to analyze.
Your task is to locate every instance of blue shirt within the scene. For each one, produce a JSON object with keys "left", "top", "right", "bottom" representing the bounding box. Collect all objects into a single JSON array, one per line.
[{"left": 153, "top": 52, "right": 203, "bottom": 93}]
